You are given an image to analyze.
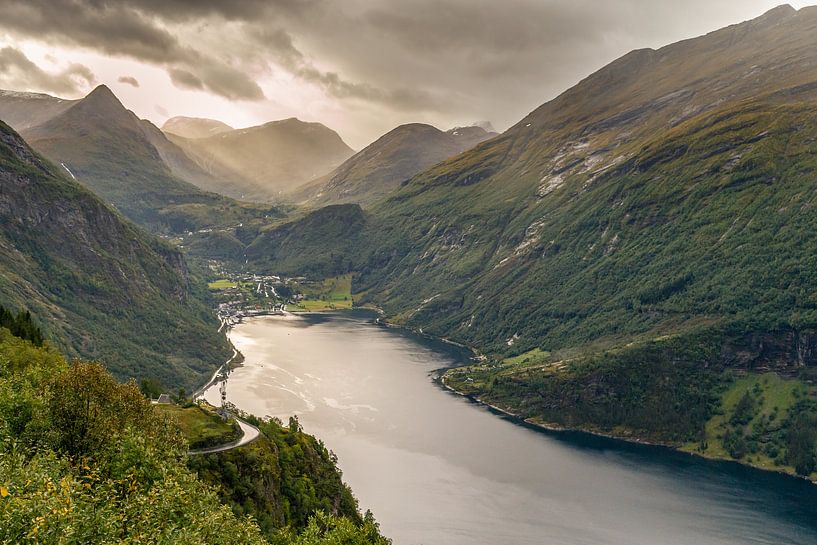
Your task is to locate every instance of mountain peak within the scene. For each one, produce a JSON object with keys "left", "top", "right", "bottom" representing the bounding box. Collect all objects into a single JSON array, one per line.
[
  {"left": 85, "top": 84, "right": 119, "bottom": 103},
  {"left": 162, "top": 116, "right": 233, "bottom": 139},
  {"left": 760, "top": 4, "right": 796, "bottom": 19},
  {"left": 748, "top": 4, "right": 797, "bottom": 27},
  {"left": 469, "top": 121, "right": 497, "bottom": 133},
  {"left": 74, "top": 84, "right": 130, "bottom": 120}
]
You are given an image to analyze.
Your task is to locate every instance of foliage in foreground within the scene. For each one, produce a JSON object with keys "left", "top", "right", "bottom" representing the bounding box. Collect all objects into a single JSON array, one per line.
[
  {"left": 0, "top": 328, "right": 388, "bottom": 544},
  {"left": 189, "top": 414, "right": 363, "bottom": 539}
]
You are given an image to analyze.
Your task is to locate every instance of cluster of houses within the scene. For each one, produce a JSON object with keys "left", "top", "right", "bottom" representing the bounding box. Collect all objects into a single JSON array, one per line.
[{"left": 213, "top": 273, "right": 307, "bottom": 327}]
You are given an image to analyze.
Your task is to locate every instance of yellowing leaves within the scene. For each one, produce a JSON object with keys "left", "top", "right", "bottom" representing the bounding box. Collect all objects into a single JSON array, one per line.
[{"left": 0, "top": 485, "right": 9, "bottom": 497}]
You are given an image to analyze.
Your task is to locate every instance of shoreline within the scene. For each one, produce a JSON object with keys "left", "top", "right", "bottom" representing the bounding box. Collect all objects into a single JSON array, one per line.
[
  {"left": 193, "top": 345, "right": 242, "bottom": 400},
  {"left": 206, "top": 301, "right": 817, "bottom": 486},
  {"left": 437, "top": 373, "right": 817, "bottom": 486}
]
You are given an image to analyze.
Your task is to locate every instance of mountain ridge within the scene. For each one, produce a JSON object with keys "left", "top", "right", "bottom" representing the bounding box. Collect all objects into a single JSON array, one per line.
[
  {"left": 295, "top": 122, "right": 497, "bottom": 207},
  {"left": 167, "top": 116, "right": 355, "bottom": 201},
  {"left": 162, "top": 115, "right": 234, "bottom": 139},
  {"left": 0, "top": 84, "right": 276, "bottom": 232}
]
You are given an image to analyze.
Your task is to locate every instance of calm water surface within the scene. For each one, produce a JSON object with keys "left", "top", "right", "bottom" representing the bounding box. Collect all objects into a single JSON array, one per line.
[{"left": 203, "top": 311, "right": 817, "bottom": 545}]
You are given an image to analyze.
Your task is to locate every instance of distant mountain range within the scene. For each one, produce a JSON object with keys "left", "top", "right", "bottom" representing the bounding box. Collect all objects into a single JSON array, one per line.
[
  {"left": 162, "top": 116, "right": 234, "bottom": 139},
  {"left": 295, "top": 123, "right": 497, "bottom": 208},
  {"left": 0, "top": 88, "right": 497, "bottom": 214},
  {"left": 0, "top": 85, "right": 276, "bottom": 232},
  {"left": 0, "top": 119, "right": 230, "bottom": 388},
  {"left": 165, "top": 117, "right": 355, "bottom": 201}
]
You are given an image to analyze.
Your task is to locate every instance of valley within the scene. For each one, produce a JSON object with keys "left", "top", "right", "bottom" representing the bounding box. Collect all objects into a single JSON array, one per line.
[
  {"left": 2, "top": 3, "right": 817, "bottom": 544},
  {"left": 201, "top": 312, "right": 817, "bottom": 545}
]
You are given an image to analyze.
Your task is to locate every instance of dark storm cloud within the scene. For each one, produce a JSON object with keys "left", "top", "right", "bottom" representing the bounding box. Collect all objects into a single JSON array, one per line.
[
  {"left": 251, "top": 27, "right": 438, "bottom": 111},
  {"left": 118, "top": 76, "right": 140, "bottom": 87},
  {"left": 2, "top": 0, "right": 264, "bottom": 100},
  {"left": 276, "top": 0, "right": 793, "bottom": 127},
  {"left": 0, "top": 46, "right": 96, "bottom": 94},
  {"left": 0, "top": 0, "right": 800, "bottom": 134},
  {"left": 168, "top": 68, "right": 204, "bottom": 91}
]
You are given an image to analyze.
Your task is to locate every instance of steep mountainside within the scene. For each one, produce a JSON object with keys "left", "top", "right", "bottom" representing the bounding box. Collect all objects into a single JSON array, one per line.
[
  {"left": 0, "top": 120, "right": 230, "bottom": 388},
  {"left": 162, "top": 116, "right": 233, "bottom": 139},
  {"left": 295, "top": 123, "right": 497, "bottom": 207},
  {"left": 246, "top": 204, "right": 366, "bottom": 278},
  {"left": 138, "top": 118, "right": 238, "bottom": 199},
  {"left": 1, "top": 85, "right": 274, "bottom": 232},
  {"left": 168, "top": 118, "right": 354, "bottom": 201},
  {"left": 350, "top": 4, "right": 817, "bottom": 352},
  {"left": 243, "top": 6, "right": 817, "bottom": 470}
]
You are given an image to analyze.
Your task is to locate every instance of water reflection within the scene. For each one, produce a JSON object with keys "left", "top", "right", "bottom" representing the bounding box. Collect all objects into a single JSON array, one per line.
[{"left": 204, "top": 311, "right": 817, "bottom": 545}]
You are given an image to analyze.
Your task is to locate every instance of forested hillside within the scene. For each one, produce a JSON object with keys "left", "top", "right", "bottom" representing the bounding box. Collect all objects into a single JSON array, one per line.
[
  {"left": 0, "top": 321, "right": 388, "bottom": 544},
  {"left": 0, "top": 120, "right": 229, "bottom": 388}
]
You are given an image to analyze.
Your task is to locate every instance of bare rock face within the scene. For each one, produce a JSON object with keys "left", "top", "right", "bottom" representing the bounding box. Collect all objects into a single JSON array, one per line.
[{"left": 721, "top": 329, "right": 817, "bottom": 373}]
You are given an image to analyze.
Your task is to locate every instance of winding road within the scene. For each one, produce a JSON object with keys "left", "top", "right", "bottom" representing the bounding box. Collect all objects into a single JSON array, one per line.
[{"left": 188, "top": 417, "right": 261, "bottom": 455}]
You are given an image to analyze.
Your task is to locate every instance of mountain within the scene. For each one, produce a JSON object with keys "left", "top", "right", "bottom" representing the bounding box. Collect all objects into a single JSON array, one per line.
[
  {"left": 296, "top": 123, "right": 497, "bottom": 207},
  {"left": 0, "top": 119, "right": 230, "bottom": 388},
  {"left": 138, "top": 117, "right": 239, "bottom": 200},
  {"left": 0, "top": 85, "right": 276, "bottom": 232},
  {"left": 162, "top": 115, "right": 234, "bottom": 139},
  {"left": 167, "top": 118, "right": 354, "bottom": 201},
  {"left": 471, "top": 121, "right": 497, "bottom": 133},
  {"left": 0, "top": 89, "right": 77, "bottom": 130},
  {"left": 245, "top": 204, "right": 367, "bottom": 277},
  {"left": 245, "top": 5, "right": 817, "bottom": 471},
  {"left": 352, "top": 4, "right": 817, "bottom": 353}
]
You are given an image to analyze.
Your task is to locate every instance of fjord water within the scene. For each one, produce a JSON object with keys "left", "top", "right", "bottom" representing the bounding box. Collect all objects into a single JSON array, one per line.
[{"left": 203, "top": 311, "right": 817, "bottom": 545}]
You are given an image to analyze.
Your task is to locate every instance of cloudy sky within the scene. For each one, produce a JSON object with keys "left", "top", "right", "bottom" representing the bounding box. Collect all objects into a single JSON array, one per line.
[{"left": 0, "top": 1, "right": 815, "bottom": 148}]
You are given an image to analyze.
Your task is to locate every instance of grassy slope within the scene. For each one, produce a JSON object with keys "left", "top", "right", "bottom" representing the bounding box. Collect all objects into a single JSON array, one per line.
[
  {"left": 684, "top": 374, "right": 812, "bottom": 471},
  {"left": 155, "top": 404, "right": 240, "bottom": 450},
  {"left": 288, "top": 275, "right": 354, "bottom": 311}
]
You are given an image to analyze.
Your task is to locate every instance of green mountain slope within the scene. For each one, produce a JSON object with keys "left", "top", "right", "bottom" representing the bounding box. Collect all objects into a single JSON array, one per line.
[
  {"left": 296, "top": 123, "right": 497, "bottom": 208},
  {"left": 242, "top": 6, "right": 817, "bottom": 471},
  {"left": 167, "top": 118, "right": 354, "bottom": 201},
  {"left": 0, "top": 119, "right": 230, "bottom": 388},
  {"left": 246, "top": 204, "right": 367, "bottom": 278},
  {"left": 352, "top": 4, "right": 817, "bottom": 352}
]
